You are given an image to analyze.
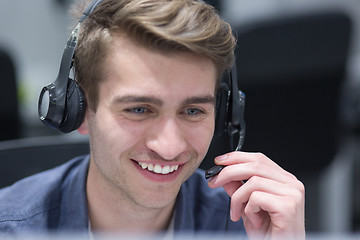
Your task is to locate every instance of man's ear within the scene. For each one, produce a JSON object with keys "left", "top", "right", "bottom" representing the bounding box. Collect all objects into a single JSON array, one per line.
[{"left": 77, "top": 111, "right": 89, "bottom": 135}]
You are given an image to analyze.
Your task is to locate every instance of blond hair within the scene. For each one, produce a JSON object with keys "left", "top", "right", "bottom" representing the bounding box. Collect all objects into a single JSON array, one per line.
[{"left": 72, "top": 0, "right": 236, "bottom": 111}]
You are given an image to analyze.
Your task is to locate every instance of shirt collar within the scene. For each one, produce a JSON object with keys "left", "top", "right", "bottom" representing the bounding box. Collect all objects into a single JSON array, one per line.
[{"left": 58, "top": 155, "right": 90, "bottom": 232}]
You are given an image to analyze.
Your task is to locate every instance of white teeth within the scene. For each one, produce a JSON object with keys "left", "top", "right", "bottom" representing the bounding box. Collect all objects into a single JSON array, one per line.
[
  {"left": 138, "top": 162, "right": 179, "bottom": 175},
  {"left": 154, "top": 164, "right": 162, "bottom": 174},
  {"left": 140, "top": 163, "right": 148, "bottom": 169},
  {"left": 162, "top": 166, "right": 170, "bottom": 174}
]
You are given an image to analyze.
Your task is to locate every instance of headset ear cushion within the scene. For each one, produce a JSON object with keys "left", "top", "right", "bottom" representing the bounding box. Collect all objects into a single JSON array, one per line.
[
  {"left": 214, "top": 82, "right": 230, "bottom": 137},
  {"left": 58, "top": 78, "right": 87, "bottom": 133}
]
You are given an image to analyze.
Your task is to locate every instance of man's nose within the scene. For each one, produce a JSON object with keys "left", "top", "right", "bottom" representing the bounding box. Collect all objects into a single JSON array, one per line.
[{"left": 145, "top": 118, "right": 187, "bottom": 160}]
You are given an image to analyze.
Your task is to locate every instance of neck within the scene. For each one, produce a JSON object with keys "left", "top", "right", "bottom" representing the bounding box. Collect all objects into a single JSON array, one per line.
[{"left": 86, "top": 159, "right": 176, "bottom": 233}]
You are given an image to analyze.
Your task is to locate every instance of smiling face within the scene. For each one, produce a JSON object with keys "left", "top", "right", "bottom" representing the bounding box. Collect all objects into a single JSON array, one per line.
[{"left": 80, "top": 34, "right": 217, "bottom": 210}]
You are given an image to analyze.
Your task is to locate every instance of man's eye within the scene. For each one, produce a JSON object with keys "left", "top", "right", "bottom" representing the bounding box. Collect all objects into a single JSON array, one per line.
[
  {"left": 131, "top": 107, "right": 147, "bottom": 114},
  {"left": 121, "top": 106, "right": 153, "bottom": 121},
  {"left": 181, "top": 108, "right": 207, "bottom": 121},
  {"left": 186, "top": 108, "right": 200, "bottom": 115}
]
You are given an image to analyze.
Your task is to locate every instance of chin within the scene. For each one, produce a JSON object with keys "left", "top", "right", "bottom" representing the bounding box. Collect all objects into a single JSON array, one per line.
[{"left": 135, "top": 185, "right": 181, "bottom": 209}]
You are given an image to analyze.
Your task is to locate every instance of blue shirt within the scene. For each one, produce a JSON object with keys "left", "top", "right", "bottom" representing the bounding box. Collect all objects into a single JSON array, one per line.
[{"left": 0, "top": 155, "right": 245, "bottom": 236}]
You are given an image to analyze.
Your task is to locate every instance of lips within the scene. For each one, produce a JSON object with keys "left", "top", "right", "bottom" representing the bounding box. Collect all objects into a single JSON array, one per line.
[{"left": 137, "top": 161, "right": 179, "bottom": 174}]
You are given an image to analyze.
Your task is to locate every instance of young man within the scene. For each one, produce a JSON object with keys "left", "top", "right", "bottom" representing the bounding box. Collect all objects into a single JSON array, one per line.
[{"left": 0, "top": 0, "right": 305, "bottom": 239}]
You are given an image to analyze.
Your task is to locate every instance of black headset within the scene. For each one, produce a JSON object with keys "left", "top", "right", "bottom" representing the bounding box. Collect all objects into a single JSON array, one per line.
[
  {"left": 38, "top": 0, "right": 245, "bottom": 150},
  {"left": 215, "top": 64, "right": 246, "bottom": 151},
  {"left": 38, "top": 0, "right": 104, "bottom": 133}
]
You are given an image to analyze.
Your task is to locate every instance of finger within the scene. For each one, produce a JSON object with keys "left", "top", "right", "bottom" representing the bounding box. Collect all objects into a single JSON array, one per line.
[
  {"left": 242, "top": 191, "right": 273, "bottom": 229},
  {"left": 234, "top": 176, "right": 303, "bottom": 202},
  {"left": 215, "top": 151, "right": 277, "bottom": 167},
  {"left": 207, "top": 163, "right": 250, "bottom": 188},
  {"left": 209, "top": 160, "right": 297, "bottom": 189},
  {"left": 222, "top": 181, "right": 244, "bottom": 197},
  {"left": 243, "top": 190, "right": 304, "bottom": 235},
  {"left": 215, "top": 152, "right": 296, "bottom": 179},
  {"left": 229, "top": 176, "right": 300, "bottom": 222},
  {"left": 208, "top": 175, "right": 245, "bottom": 203}
]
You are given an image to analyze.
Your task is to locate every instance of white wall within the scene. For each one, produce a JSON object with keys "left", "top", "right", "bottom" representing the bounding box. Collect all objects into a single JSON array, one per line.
[
  {"left": 222, "top": 0, "right": 360, "bottom": 83},
  {"left": 223, "top": 0, "right": 360, "bottom": 53},
  {"left": 0, "top": 0, "right": 73, "bottom": 133}
]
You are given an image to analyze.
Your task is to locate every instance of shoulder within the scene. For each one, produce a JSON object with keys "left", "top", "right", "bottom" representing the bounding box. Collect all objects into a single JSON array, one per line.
[{"left": 0, "top": 155, "right": 89, "bottom": 232}]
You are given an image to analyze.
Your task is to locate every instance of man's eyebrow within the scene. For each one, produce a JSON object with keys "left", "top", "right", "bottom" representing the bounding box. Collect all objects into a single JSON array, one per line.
[
  {"left": 112, "top": 95, "right": 215, "bottom": 106},
  {"left": 112, "top": 95, "right": 163, "bottom": 106},
  {"left": 182, "top": 95, "right": 216, "bottom": 106}
]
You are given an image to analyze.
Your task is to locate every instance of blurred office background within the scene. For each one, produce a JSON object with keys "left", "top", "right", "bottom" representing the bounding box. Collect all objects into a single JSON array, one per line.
[{"left": 0, "top": 0, "right": 360, "bottom": 236}]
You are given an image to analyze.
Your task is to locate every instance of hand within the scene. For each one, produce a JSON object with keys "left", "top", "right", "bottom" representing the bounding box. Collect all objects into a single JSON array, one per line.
[{"left": 207, "top": 151, "right": 305, "bottom": 240}]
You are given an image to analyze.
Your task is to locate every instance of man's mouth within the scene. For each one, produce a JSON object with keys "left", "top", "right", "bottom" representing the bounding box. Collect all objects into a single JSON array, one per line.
[{"left": 136, "top": 161, "right": 179, "bottom": 175}]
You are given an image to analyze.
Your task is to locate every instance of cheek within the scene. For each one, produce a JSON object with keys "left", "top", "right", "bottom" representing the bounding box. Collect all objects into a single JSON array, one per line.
[
  {"left": 87, "top": 110, "right": 124, "bottom": 157},
  {"left": 90, "top": 110, "right": 149, "bottom": 154},
  {"left": 187, "top": 119, "right": 215, "bottom": 160}
]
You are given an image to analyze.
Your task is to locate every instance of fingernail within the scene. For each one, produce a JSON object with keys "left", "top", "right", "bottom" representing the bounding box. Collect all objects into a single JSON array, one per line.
[
  {"left": 216, "top": 154, "right": 228, "bottom": 163},
  {"left": 208, "top": 175, "right": 218, "bottom": 184},
  {"left": 230, "top": 208, "right": 235, "bottom": 222}
]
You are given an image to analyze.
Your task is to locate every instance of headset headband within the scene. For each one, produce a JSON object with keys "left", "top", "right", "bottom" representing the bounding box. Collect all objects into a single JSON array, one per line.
[{"left": 38, "top": 0, "right": 104, "bottom": 129}]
